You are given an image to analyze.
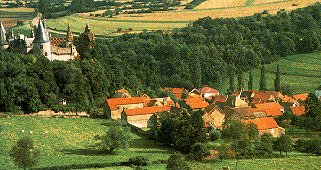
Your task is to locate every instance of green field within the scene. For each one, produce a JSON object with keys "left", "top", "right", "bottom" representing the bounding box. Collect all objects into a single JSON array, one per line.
[
  {"left": 218, "top": 52, "right": 321, "bottom": 94},
  {"left": 0, "top": 117, "right": 173, "bottom": 169},
  {"left": 1, "top": 117, "right": 321, "bottom": 169},
  {"left": 45, "top": 14, "right": 189, "bottom": 36}
]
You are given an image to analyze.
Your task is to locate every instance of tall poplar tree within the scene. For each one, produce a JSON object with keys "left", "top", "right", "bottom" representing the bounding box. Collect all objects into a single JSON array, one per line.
[
  {"left": 237, "top": 72, "right": 244, "bottom": 91},
  {"left": 229, "top": 72, "right": 235, "bottom": 93},
  {"left": 248, "top": 70, "right": 253, "bottom": 90},
  {"left": 259, "top": 65, "right": 267, "bottom": 91},
  {"left": 274, "top": 65, "right": 281, "bottom": 91}
]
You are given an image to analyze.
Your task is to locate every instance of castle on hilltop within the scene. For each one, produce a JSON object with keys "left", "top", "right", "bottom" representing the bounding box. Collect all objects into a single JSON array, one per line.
[{"left": 0, "top": 19, "right": 94, "bottom": 61}]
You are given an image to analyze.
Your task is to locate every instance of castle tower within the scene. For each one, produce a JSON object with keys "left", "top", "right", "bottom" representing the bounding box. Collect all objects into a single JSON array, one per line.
[
  {"left": 66, "top": 23, "right": 73, "bottom": 47},
  {"left": 8, "top": 29, "right": 15, "bottom": 42},
  {"left": 0, "top": 20, "right": 9, "bottom": 49},
  {"left": 33, "top": 20, "right": 51, "bottom": 60},
  {"left": 77, "top": 22, "right": 94, "bottom": 58}
]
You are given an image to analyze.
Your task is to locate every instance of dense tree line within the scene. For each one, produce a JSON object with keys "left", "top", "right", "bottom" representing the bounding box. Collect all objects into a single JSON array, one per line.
[
  {"left": 87, "top": 4, "right": 321, "bottom": 94},
  {"left": 0, "top": 51, "right": 108, "bottom": 113}
]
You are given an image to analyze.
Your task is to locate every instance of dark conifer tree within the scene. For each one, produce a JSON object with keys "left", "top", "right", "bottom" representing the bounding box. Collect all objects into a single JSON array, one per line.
[
  {"left": 274, "top": 65, "right": 281, "bottom": 91},
  {"left": 237, "top": 72, "right": 244, "bottom": 91},
  {"left": 229, "top": 72, "right": 235, "bottom": 93},
  {"left": 248, "top": 70, "right": 253, "bottom": 90},
  {"left": 259, "top": 65, "right": 267, "bottom": 91}
]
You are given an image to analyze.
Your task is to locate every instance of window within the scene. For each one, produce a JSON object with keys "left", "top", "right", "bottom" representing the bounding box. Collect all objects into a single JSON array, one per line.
[
  {"left": 45, "top": 52, "right": 47, "bottom": 56},
  {"left": 40, "top": 45, "right": 43, "bottom": 49}
]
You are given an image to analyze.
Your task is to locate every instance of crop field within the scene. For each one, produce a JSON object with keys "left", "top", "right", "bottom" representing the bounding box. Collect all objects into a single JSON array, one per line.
[
  {"left": 109, "top": 0, "right": 321, "bottom": 21},
  {"left": 0, "top": 7, "right": 35, "bottom": 27},
  {"left": 45, "top": 14, "right": 188, "bottom": 36},
  {"left": 217, "top": 52, "right": 321, "bottom": 94},
  {"left": 253, "top": 0, "right": 286, "bottom": 5},
  {"left": 195, "top": 0, "right": 248, "bottom": 9}
]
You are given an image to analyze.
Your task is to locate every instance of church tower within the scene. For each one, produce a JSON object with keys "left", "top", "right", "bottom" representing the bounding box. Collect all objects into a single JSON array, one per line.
[
  {"left": 33, "top": 20, "right": 52, "bottom": 60},
  {"left": 0, "top": 20, "right": 9, "bottom": 50}
]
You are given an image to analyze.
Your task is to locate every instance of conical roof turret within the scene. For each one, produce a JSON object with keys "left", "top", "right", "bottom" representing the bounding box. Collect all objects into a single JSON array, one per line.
[
  {"left": 84, "top": 22, "right": 90, "bottom": 33},
  {"left": 66, "top": 23, "right": 73, "bottom": 42},
  {"left": 33, "top": 20, "right": 49, "bottom": 43},
  {"left": 0, "top": 20, "right": 8, "bottom": 45}
]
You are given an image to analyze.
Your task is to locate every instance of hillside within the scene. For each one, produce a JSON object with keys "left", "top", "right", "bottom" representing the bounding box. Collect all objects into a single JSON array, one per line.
[
  {"left": 0, "top": 117, "right": 320, "bottom": 169},
  {"left": 218, "top": 53, "right": 321, "bottom": 94}
]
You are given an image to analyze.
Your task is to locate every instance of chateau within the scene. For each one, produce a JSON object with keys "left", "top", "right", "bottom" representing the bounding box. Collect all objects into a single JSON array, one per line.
[{"left": 0, "top": 19, "right": 94, "bottom": 61}]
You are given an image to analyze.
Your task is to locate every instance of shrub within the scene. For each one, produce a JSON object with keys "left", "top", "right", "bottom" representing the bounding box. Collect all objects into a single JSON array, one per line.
[
  {"left": 188, "top": 143, "right": 210, "bottom": 161},
  {"left": 209, "top": 128, "right": 221, "bottom": 141},
  {"left": 166, "top": 153, "right": 190, "bottom": 170},
  {"left": 128, "top": 156, "right": 149, "bottom": 166},
  {"left": 10, "top": 136, "right": 40, "bottom": 170}
]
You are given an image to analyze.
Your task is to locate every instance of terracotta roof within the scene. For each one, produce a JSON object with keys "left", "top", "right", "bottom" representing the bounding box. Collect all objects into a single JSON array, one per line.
[
  {"left": 163, "top": 87, "right": 185, "bottom": 99},
  {"left": 198, "top": 86, "right": 219, "bottom": 95},
  {"left": 280, "top": 95, "right": 297, "bottom": 103},
  {"left": 233, "top": 107, "right": 256, "bottom": 118},
  {"left": 290, "top": 106, "right": 306, "bottom": 116},
  {"left": 106, "top": 97, "right": 147, "bottom": 110},
  {"left": 293, "top": 93, "right": 309, "bottom": 101},
  {"left": 213, "top": 95, "right": 228, "bottom": 104},
  {"left": 252, "top": 90, "right": 280, "bottom": 103},
  {"left": 124, "top": 106, "right": 170, "bottom": 116},
  {"left": 185, "top": 97, "right": 209, "bottom": 109},
  {"left": 254, "top": 102, "right": 284, "bottom": 117},
  {"left": 115, "top": 88, "right": 130, "bottom": 94},
  {"left": 243, "top": 117, "right": 279, "bottom": 130}
]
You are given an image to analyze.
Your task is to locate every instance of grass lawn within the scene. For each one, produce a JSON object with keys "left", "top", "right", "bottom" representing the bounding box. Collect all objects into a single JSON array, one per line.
[
  {"left": 217, "top": 52, "right": 321, "bottom": 94},
  {"left": 0, "top": 117, "right": 173, "bottom": 169}
]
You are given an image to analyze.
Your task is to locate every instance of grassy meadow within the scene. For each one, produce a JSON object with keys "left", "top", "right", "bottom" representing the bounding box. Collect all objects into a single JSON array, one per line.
[
  {"left": 217, "top": 52, "right": 321, "bottom": 94},
  {"left": 0, "top": 117, "right": 173, "bottom": 169},
  {"left": 1, "top": 117, "right": 321, "bottom": 170}
]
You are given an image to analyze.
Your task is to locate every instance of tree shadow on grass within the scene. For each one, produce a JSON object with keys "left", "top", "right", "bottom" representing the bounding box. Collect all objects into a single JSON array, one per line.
[{"left": 61, "top": 148, "right": 110, "bottom": 156}]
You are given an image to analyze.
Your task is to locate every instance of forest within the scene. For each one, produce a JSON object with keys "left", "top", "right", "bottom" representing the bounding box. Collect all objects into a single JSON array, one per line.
[{"left": 1, "top": 4, "right": 321, "bottom": 114}]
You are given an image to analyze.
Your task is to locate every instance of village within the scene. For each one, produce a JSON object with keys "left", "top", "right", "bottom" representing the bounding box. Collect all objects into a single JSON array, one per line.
[{"left": 106, "top": 86, "right": 320, "bottom": 137}]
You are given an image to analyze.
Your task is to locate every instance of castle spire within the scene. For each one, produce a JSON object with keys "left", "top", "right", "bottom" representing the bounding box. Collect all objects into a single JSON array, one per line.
[
  {"left": 33, "top": 20, "right": 49, "bottom": 43},
  {"left": 0, "top": 20, "right": 8, "bottom": 45},
  {"left": 84, "top": 22, "right": 90, "bottom": 33},
  {"left": 66, "top": 23, "right": 73, "bottom": 42}
]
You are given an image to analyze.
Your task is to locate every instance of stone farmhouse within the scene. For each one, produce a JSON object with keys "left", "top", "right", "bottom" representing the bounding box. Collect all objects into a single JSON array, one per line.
[
  {"left": 0, "top": 19, "right": 94, "bottom": 61},
  {"left": 243, "top": 117, "right": 285, "bottom": 138}
]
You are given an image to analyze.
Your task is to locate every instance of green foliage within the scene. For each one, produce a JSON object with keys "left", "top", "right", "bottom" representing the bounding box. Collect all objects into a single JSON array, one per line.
[
  {"left": 218, "top": 143, "right": 236, "bottom": 160},
  {"left": 274, "top": 65, "right": 281, "bottom": 91},
  {"left": 248, "top": 70, "right": 253, "bottom": 90},
  {"left": 259, "top": 65, "right": 267, "bottom": 91},
  {"left": 296, "top": 137, "right": 321, "bottom": 155},
  {"left": 258, "top": 133, "right": 274, "bottom": 156},
  {"left": 150, "top": 106, "right": 207, "bottom": 153},
  {"left": 166, "top": 153, "right": 191, "bottom": 170},
  {"left": 128, "top": 156, "right": 149, "bottom": 166},
  {"left": 187, "top": 143, "right": 210, "bottom": 161},
  {"left": 95, "top": 126, "right": 131, "bottom": 154},
  {"left": 274, "top": 134, "right": 293, "bottom": 156},
  {"left": 9, "top": 136, "right": 40, "bottom": 170},
  {"left": 237, "top": 72, "right": 244, "bottom": 91},
  {"left": 222, "top": 119, "right": 249, "bottom": 140},
  {"left": 209, "top": 128, "right": 221, "bottom": 141}
]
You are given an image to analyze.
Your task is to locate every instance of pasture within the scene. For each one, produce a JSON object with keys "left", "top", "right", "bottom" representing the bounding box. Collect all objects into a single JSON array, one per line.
[
  {"left": 217, "top": 52, "right": 321, "bottom": 94},
  {"left": 0, "top": 117, "right": 173, "bottom": 169},
  {"left": 1, "top": 117, "right": 321, "bottom": 170}
]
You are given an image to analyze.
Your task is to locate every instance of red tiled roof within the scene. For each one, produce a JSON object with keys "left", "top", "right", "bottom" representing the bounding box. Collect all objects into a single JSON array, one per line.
[
  {"left": 198, "top": 86, "right": 219, "bottom": 95},
  {"left": 164, "top": 88, "right": 185, "bottom": 99},
  {"left": 185, "top": 97, "right": 209, "bottom": 109},
  {"left": 124, "top": 106, "right": 170, "bottom": 116},
  {"left": 293, "top": 93, "right": 309, "bottom": 101},
  {"left": 290, "top": 106, "right": 306, "bottom": 116},
  {"left": 280, "top": 95, "right": 297, "bottom": 103},
  {"left": 106, "top": 97, "right": 147, "bottom": 110},
  {"left": 254, "top": 102, "right": 284, "bottom": 117},
  {"left": 243, "top": 117, "right": 279, "bottom": 130},
  {"left": 252, "top": 90, "right": 280, "bottom": 103},
  {"left": 213, "top": 95, "right": 228, "bottom": 104}
]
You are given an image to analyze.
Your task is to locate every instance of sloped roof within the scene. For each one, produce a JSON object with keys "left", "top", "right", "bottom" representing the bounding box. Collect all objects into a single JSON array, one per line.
[
  {"left": 0, "top": 20, "right": 8, "bottom": 45},
  {"left": 33, "top": 20, "right": 49, "bottom": 43},
  {"left": 106, "top": 97, "right": 147, "bottom": 110},
  {"left": 124, "top": 106, "right": 170, "bottom": 116},
  {"left": 254, "top": 102, "right": 284, "bottom": 117},
  {"left": 163, "top": 87, "right": 185, "bottom": 99},
  {"left": 293, "top": 93, "right": 309, "bottom": 101},
  {"left": 213, "top": 95, "right": 228, "bottom": 104},
  {"left": 198, "top": 86, "right": 219, "bottom": 94},
  {"left": 252, "top": 90, "right": 280, "bottom": 103},
  {"left": 290, "top": 106, "right": 306, "bottom": 116},
  {"left": 243, "top": 117, "right": 279, "bottom": 130},
  {"left": 185, "top": 96, "right": 209, "bottom": 109},
  {"left": 280, "top": 95, "right": 297, "bottom": 103}
]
